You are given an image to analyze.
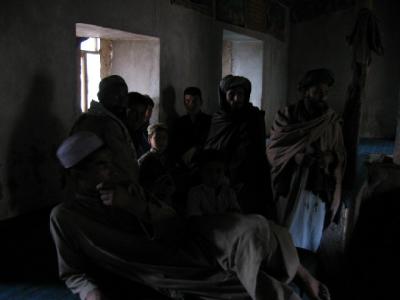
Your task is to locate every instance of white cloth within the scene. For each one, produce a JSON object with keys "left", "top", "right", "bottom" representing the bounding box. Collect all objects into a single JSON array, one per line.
[
  {"left": 288, "top": 190, "right": 326, "bottom": 252},
  {"left": 186, "top": 184, "right": 241, "bottom": 217}
]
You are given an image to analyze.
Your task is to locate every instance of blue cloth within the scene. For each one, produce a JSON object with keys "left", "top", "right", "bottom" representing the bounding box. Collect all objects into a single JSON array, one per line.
[
  {"left": 0, "top": 283, "right": 78, "bottom": 300},
  {"left": 288, "top": 190, "right": 326, "bottom": 252}
]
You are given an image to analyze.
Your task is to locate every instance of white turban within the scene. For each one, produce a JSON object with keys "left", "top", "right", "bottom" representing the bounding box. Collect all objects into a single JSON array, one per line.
[{"left": 56, "top": 131, "right": 104, "bottom": 168}]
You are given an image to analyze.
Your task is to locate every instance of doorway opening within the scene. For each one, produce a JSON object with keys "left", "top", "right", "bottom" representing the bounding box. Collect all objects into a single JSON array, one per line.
[{"left": 222, "top": 30, "right": 263, "bottom": 108}]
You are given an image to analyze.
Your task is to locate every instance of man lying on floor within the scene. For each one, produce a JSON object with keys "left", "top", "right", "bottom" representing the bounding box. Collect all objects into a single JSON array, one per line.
[{"left": 50, "top": 131, "right": 330, "bottom": 300}]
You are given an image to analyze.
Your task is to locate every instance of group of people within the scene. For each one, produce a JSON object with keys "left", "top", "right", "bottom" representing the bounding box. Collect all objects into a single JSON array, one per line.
[{"left": 50, "top": 69, "right": 345, "bottom": 300}]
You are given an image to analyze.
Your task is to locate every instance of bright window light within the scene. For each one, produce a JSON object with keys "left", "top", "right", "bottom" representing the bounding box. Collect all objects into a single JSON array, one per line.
[
  {"left": 86, "top": 53, "right": 101, "bottom": 103},
  {"left": 79, "top": 37, "right": 101, "bottom": 112},
  {"left": 80, "top": 37, "right": 99, "bottom": 51}
]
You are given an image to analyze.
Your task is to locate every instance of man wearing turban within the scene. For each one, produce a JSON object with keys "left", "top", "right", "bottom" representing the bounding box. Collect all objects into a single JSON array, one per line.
[
  {"left": 205, "top": 75, "right": 273, "bottom": 217},
  {"left": 267, "top": 69, "right": 346, "bottom": 252}
]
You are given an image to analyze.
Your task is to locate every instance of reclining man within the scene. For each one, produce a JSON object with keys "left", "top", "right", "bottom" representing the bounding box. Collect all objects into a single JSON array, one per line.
[{"left": 50, "top": 131, "right": 330, "bottom": 300}]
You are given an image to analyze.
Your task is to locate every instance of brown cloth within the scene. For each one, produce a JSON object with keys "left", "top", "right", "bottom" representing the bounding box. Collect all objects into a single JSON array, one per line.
[
  {"left": 346, "top": 8, "right": 384, "bottom": 65},
  {"left": 267, "top": 102, "right": 345, "bottom": 227},
  {"left": 205, "top": 76, "right": 272, "bottom": 216},
  {"left": 50, "top": 199, "right": 301, "bottom": 300}
]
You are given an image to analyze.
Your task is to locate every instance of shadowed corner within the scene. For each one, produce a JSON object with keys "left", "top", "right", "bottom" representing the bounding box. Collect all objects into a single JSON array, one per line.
[
  {"left": 161, "top": 85, "right": 179, "bottom": 130},
  {"left": 5, "top": 71, "right": 67, "bottom": 216},
  {"left": 1, "top": 70, "right": 70, "bottom": 297}
]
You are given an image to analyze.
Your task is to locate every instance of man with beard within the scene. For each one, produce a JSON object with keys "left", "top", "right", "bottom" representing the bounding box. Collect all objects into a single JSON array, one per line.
[
  {"left": 267, "top": 68, "right": 346, "bottom": 252},
  {"left": 205, "top": 75, "right": 272, "bottom": 217}
]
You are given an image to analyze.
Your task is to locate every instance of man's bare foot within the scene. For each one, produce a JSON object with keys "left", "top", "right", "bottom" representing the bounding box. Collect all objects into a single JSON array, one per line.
[
  {"left": 85, "top": 288, "right": 109, "bottom": 300},
  {"left": 296, "top": 264, "right": 331, "bottom": 300}
]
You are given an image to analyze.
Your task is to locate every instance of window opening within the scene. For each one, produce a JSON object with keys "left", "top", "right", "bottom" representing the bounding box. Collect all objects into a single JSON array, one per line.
[{"left": 80, "top": 37, "right": 101, "bottom": 112}]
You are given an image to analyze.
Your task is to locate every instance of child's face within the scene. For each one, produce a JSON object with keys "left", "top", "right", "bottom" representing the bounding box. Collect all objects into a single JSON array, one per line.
[
  {"left": 201, "top": 161, "right": 225, "bottom": 188},
  {"left": 149, "top": 130, "right": 168, "bottom": 153}
]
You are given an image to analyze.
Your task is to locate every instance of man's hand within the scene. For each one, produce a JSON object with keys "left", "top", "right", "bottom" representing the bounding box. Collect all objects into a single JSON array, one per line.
[
  {"left": 320, "top": 151, "right": 335, "bottom": 174},
  {"left": 325, "top": 166, "right": 343, "bottom": 228},
  {"left": 324, "top": 185, "right": 341, "bottom": 229},
  {"left": 148, "top": 200, "right": 177, "bottom": 223},
  {"left": 96, "top": 182, "right": 132, "bottom": 208},
  {"left": 324, "top": 206, "right": 338, "bottom": 229},
  {"left": 182, "top": 147, "right": 196, "bottom": 166},
  {"left": 96, "top": 182, "right": 148, "bottom": 218},
  {"left": 294, "top": 152, "right": 317, "bottom": 167},
  {"left": 96, "top": 182, "right": 114, "bottom": 206}
]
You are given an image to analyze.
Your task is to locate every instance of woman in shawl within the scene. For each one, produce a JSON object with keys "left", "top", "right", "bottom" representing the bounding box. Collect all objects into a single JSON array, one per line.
[{"left": 205, "top": 75, "right": 273, "bottom": 217}]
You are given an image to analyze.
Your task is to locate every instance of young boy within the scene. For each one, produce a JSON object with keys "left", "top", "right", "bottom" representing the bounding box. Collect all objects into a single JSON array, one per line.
[
  {"left": 186, "top": 149, "right": 241, "bottom": 217},
  {"left": 138, "top": 123, "right": 175, "bottom": 205}
]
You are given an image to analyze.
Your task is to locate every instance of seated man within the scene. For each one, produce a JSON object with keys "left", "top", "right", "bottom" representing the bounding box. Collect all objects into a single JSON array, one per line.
[
  {"left": 138, "top": 123, "right": 176, "bottom": 205},
  {"left": 51, "top": 132, "right": 330, "bottom": 300},
  {"left": 51, "top": 131, "right": 181, "bottom": 300}
]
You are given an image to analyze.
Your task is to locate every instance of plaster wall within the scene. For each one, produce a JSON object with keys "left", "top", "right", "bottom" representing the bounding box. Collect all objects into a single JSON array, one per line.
[
  {"left": 394, "top": 97, "right": 400, "bottom": 164},
  {"left": 288, "top": 8, "right": 353, "bottom": 114},
  {"left": 220, "top": 23, "right": 290, "bottom": 133},
  {"left": 288, "top": 2, "right": 400, "bottom": 138},
  {"left": 361, "top": 1, "right": 400, "bottom": 138},
  {"left": 0, "top": 0, "right": 289, "bottom": 219},
  {"left": 222, "top": 40, "right": 233, "bottom": 78},
  {"left": 231, "top": 41, "right": 264, "bottom": 109},
  {"left": 112, "top": 39, "right": 160, "bottom": 124}
]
